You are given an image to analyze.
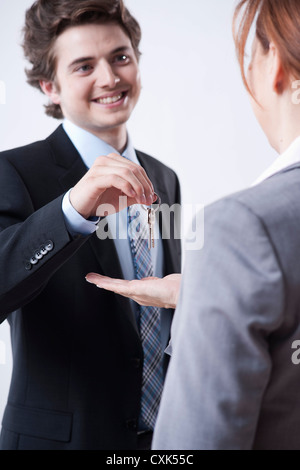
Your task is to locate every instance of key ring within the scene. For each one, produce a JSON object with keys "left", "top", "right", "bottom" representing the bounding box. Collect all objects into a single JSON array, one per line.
[{"left": 141, "top": 193, "right": 161, "bottom": 212}]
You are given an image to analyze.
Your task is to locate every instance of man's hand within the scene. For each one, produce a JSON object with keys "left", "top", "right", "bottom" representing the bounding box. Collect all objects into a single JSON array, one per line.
[
  {"left": 85, "top": 273, "right": 182, "bottom": 309},
  {"left": 70, "top": 153, "right": 156, "bottom": 218}
]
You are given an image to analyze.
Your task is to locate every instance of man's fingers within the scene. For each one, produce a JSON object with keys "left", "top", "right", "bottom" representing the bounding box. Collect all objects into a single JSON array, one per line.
[
  {"left": 94, "top": 155, "right": 155, "bottom": 203},
  {"left": 71, "top": 152, "right": 157, "bottom": 218},
  {"left": 89, "top": 166, "right": 155, "bottom": 205}
]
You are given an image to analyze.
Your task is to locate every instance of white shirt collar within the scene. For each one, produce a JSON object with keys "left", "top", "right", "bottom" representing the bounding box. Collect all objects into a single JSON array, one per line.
[
  {"left": 62, "top": 119, "right": 139, "bottom": 168},
  {"left": 253, "top": 135, "right": 300, "bottom": 186}
]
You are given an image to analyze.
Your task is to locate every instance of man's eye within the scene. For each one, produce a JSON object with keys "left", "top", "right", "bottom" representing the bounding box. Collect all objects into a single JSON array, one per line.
[
  {"left": 77, "top": 64, "right": 93, "bottom": 72},
  {"left": 114, "top": 55, "right": 130, "bottom": 64}
]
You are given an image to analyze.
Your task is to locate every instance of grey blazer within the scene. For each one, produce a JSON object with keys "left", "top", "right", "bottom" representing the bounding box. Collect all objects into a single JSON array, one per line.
[{"left": 152, "top": 163, "right": 300, "bottom": 450}]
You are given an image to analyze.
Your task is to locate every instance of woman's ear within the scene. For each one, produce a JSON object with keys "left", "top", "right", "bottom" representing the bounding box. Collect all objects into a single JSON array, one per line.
[
  {"left": 39, "top": 80, "right": 61, "bottom": 105},
  {"left": 269, "top": 42, "right": 286, "bottom": 94}
]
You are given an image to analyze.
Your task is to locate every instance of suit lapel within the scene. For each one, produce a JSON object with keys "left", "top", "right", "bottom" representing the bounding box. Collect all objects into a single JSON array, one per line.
[
  {"left": 47, "top": 125, "right": 88, "bottom": 188},
  {"left": 136, "top": 150, "right": 169, "bottom": 203}
]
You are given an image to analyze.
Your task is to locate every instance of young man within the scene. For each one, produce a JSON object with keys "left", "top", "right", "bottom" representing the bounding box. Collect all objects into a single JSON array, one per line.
[{"left": 0, "top": 0, "right": 181, "bottom": 450}]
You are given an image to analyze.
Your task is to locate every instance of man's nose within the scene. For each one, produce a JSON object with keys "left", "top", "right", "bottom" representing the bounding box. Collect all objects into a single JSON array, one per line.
[{"left": 95, "top": 60, "right": 120, "bottom": 88}]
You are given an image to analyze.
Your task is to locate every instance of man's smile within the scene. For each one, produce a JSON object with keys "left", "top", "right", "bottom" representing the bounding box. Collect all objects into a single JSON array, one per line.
[{"left": 92, "top": 90, "right": 128, "bottom": 106}]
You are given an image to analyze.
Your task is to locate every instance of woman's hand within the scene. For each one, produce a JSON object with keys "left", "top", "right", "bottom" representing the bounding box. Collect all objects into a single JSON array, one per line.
[{"left": 85, "top": 273, "right": 182, "bottom": 309}]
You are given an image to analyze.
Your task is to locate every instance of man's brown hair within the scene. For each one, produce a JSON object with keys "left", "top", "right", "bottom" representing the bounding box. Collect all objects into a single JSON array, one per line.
[{"left": 23, "top": 0, "right": 142, "bottom": 119}]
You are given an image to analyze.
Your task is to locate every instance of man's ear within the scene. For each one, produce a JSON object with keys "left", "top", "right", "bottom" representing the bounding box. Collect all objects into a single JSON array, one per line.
[
  {"left": 269, "top": 42, "right": 286, "bottom": 94},
  {"left": 39, "top": 80, "right": 61, "bottom": 105}
]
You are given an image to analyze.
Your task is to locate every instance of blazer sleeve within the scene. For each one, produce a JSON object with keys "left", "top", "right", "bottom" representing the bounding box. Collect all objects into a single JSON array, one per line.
[
  {"left": 152, "top": 197, "right": 285, "bottom": 450},
  {"left": 0, "top": 156, "right": 89, "bottom": 321}
]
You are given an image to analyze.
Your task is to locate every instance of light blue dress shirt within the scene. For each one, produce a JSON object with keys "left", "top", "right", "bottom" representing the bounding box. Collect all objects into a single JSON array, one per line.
[{"left": 61, "top": 119, "right": 163, "bottom": 282}]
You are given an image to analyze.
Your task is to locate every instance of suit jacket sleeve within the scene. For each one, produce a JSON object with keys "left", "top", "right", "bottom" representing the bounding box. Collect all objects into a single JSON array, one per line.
[
  {"left": 152, "top": 197, "right": 285, "bottom": 450},
  {"left": 0, "top": 156, "right": 89, "bottom": 321}
]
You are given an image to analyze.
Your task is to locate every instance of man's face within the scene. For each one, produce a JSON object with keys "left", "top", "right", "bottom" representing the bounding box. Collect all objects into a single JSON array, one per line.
[{"left": 47, "top": 22, "right": 141, "bottom": 137}]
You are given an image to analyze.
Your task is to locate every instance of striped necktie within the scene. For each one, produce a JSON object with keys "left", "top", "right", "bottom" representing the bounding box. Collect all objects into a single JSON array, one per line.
[{"left": 128, "top": 204, "right": 164, "bottom": 430}]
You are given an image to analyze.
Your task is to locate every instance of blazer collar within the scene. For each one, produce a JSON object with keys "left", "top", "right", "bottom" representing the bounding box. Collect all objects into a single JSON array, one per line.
[
  {"left": 46, "top": 125, "right": 88, "bottom": 192},
  {"left": 136, "top": 150, "right": 168, "bottom": 204},
  {"left": 274, "top": 161, "right": 300, "bottom": 176}
]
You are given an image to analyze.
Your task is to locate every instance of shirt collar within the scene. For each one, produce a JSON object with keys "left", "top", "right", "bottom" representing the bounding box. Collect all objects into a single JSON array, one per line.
[
  {"left": 253, "top": 135, "right": 300, "bottom": 186},
  {"left": 62, "top": 119, "right": 139, "bottom": 168}
]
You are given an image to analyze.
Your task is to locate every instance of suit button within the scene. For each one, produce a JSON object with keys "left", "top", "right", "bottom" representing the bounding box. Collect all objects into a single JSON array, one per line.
[
  {"left": 25, "top": 261, "right": 32, "bottom": 271},
  {"left": 34, "top": 249, "right": 43, "bottom": 260},
  {"left": 30, "top": 256, "right": 38, "bottom": 265},
  {"left": 40, "top": 245, "right": 48, "bottom": 256},
  {"left": 45, "top": 240, "right": 54, "bottom": 252},
  {"left": 125, "top": 419, "right": 137, "bottom": 431}
]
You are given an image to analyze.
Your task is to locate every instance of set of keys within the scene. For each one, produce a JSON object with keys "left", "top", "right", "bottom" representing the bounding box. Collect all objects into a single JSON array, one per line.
[{"left": 142, "top": 194, "right": 161, "bottom": 249}]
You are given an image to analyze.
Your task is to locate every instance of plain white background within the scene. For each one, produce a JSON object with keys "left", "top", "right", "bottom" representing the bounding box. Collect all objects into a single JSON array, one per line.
[{"left": 0, "top": 0, "right": 276, "bottom": 429}]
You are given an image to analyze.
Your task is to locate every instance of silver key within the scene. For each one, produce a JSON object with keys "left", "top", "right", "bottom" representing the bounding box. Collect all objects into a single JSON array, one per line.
[
  {"left": 147, "top": 208, "right": 156, "bottom": 249},
  {"left": 142, "top": 193, "right": 161, "bottom": 250}
]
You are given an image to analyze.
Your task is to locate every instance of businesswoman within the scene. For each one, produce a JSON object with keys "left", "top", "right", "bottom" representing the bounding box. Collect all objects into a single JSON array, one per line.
[{"left": 87, "top": 0, "right": 300, "bottom": 449}]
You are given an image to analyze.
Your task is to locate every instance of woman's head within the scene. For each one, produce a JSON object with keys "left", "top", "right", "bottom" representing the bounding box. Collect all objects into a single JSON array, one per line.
[
  {"left": 233, "top": 0, "right": 300, "bottom": 93},
  {"left": 233, "top": 0, "right": 300, "bottom": 151},
  {"left": 23, "top": 0, "right": 142, "bottom": 119}
]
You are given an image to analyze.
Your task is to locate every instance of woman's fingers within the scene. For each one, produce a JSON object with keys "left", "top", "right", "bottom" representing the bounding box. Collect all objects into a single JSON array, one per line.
[{"left": 85, "top": 273, "right": 181, "bottom": 309}]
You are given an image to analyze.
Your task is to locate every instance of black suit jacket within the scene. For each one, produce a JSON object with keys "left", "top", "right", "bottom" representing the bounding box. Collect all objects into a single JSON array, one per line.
[{"left": 0, "top": 125, "right": 181, "bottom": 450}]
